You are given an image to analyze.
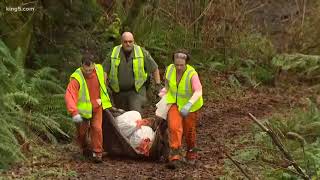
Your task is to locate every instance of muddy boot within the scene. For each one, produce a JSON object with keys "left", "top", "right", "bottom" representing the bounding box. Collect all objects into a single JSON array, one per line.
[
  {"left": 82, "top": 149, "right": 92, "bottom": 158},
  {"left": 166, "top": 159, "right": 184, "bottom": 169},
  {"left": 92, "top": 152, "right": 103, "bottom": 163},
  {"left": 186, "top": 148, "right": 199, "bottom": 165},
  {"left": 166, "top": 147, "right": 184, "bottom": 169}
]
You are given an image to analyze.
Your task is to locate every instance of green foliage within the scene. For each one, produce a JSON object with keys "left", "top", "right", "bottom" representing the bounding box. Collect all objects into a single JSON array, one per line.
[
  {"left": 233, "top": 149, "right": 260, "bottom": 162},
  {"left": 232, "top": 33, "right": 276, "bottom": 64},
  {"left": 0, "top": 0, "right": 34, "bottom": 64},
  {"left": 0, "top": 40, "right": 71, "bottom": 169},
  {"left": 225, "top": 33, "right": 277, "bottom": 87},
  {"left": 272, "top": 53, "right": 320, "bottom": 80},
  {"left": 269, "top": 99, "right": 320, "bottom": 141},
  {"left": 30, "top": 168, "right": 77, "bottom": 179},
  {"left": 225, "top": 99, "right": 320, "bottom": 179},
  {"left": 0, "top": 116, "right": 25, "bottom": 169},
  {"left": 234, "top": 60, "right": 275, "bottom": 87},
  {"left": 259, "top": 100, "right": 320, "bottom": 178},
  {"left": 217, "top": 58, "right": 276, "bottom": 88},
  {"left": 127, "top": 1, "right": 204, "bottom": 69},
  {"left": 29, "top": 0, "right": 115, "bottom": 82}
]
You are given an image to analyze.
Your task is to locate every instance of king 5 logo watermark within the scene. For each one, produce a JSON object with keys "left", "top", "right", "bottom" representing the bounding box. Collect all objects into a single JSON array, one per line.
[{"left": 6, "top": 6, "right": 35, "bottom": 12}]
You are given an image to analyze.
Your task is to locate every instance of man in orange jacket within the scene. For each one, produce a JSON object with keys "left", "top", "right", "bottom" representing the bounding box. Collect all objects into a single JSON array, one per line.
[{"left": 65, "top": 53, "right": 112, "bottom": 163}]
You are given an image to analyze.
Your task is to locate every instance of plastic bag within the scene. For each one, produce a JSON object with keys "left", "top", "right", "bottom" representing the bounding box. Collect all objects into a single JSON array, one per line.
[
  {"left": 129, "top": 126, "right": 155, "bottom": 156},
  {"left": 155, "top": 96, "right": 171, "bottom": 120},
  {"left": 136, "top": 119, "right": 150, "bottom": 128},
  {"left": 115, "top": 111, "right": 141, "bottom": 137}
]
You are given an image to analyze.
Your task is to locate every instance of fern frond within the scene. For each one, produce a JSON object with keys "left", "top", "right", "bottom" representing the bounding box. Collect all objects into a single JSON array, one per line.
[
  {"left": 272, "top": 53, "right": 320, "bottom": 78},
  {"left": 0, "top": 40, "right": 71, "bottom": 169},
  {"left": 30, "top": 78, "right": 65, "bottom": 94},
  {"left": 40, "top": 114, "right": 70, "bottom": 139},
  {"left": 0, "top": 117, "right": 25, "bottom": 169},
  {"left": 2, "top": 92, "right": 39, "bottom": 110},
  {"left": 9, "top": 125, "right": 28, "bottom": 144},
  {"left": 1, "top": 56, "right": 19, "bottom": 74},
  {"left": 0, "top": 40, "right": 14, "bottom": 61},
  {"left": 10, "top": 68, "right": 27, "bottom": 89},
  {"left": 0, "top": 74, "right": 15, "bottom": 94},
  {"left": 301, "top": 122, "right": 320, "bottom": 137},
  {"left": 33, "top": 67, "right": 60, "bottom": 83},
  {"left": 38, "top": 94, "right": 67, "bottom": 113}
]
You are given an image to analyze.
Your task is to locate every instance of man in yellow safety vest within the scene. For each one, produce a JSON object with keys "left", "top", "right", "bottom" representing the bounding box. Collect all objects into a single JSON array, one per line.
[
  {"left": 65, "top": 53, "right": 112, "bottom": 163},
  {"left": 103, "top": 32, "right": 161, "bottom": 113}
]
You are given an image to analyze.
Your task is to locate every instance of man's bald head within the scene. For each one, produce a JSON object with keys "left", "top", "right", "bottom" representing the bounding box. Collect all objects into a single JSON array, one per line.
[
  {"left": 122, "top": 32, "right": 134, "bottom": 40},
  {"left": 121, "top": 32, "right": 135, "bottom": 52}
]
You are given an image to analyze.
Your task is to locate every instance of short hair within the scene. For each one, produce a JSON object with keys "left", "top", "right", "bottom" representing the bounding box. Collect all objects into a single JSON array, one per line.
[
  {"left": 81, "top": 53, "right": 95, "bottom": 66},
  {"left": 172, "top": 49, "right": 191, "bottom": 63}
]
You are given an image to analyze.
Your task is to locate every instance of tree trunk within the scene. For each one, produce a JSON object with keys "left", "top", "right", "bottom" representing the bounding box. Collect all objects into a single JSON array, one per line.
[{"left": 122, "top": 0, "right": 147, "bottom": 32}]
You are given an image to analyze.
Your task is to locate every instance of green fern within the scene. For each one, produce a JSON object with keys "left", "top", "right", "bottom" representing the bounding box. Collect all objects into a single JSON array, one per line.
[
  {"left": 0, "top": 40, "right": 15, "bottom": 61},
  {"left": 258, "top": 99, "right": 320, "bottom": 178},
  {"left": 2, "top": 92, "right": 39, "bottom": 110},
  {"left": 38, "top": 94, "right": 67, "bottom": 113},
  {"left": 0, "top": 117, "right": 25, "bottom": 169},
  {"left": 33, "top": 67, "right": 60, "bottom": 83},
  {"left": 272, "top": 53, "right": 320, "bottom": 79},
  {"left": 0, "top": 40, "right": 70, "bottom": 169},
  {"left": 229, "top": 98, "right": 320, "bottom": 179},
  {"left": 30, "top": 78, "right": 65, "bottom": 94}
]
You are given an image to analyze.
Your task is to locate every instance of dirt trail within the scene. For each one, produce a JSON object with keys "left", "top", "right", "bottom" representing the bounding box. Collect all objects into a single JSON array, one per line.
[
  {"left": 4, "top": 87, "right": 304, "bottom": 179},
  {"left": 69, "top": 89, "right": 285, "bottom": 179}
]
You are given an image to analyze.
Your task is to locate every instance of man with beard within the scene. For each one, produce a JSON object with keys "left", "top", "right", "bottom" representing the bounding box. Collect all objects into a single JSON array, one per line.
[{"left": 104, "top": 32, "right": 161, "bottom": 113}]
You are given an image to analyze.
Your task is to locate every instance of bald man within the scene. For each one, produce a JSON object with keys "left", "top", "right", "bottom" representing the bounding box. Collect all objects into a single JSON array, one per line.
[{"left": 103, "top": 32, "right": 161, "bottom": 113}]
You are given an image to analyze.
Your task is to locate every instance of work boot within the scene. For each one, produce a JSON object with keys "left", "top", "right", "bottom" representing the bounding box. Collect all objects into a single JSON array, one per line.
[
  {"left": 82, "top": 149, "right": 92, "bottom": 158},
  {"left": 186, "top": 149, "right": 199, "bottom": 165},
  {"left": 92, "top": 152, "right": 103, "bottom": 163},
  {"left": 166, "top": 159, "right": 183, "bottom": 169}
]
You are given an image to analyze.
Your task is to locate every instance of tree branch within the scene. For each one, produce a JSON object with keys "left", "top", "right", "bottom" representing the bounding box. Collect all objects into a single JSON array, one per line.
[
  {"left": 248, "top": 113, "right": 310, "bottom": 180},
  {"left": 225, "top": 152, "right": 253, "bottom": 180}
]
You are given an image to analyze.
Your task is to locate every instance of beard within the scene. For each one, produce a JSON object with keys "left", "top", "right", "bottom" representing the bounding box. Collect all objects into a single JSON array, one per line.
[{"left": 123, "top": 46, "right": 133, "bottom": 52}]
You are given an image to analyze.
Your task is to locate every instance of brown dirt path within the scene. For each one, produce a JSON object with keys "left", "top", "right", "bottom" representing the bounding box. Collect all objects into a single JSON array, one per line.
[{"left": 3, "top": 86, "right": 310, "bottom": 179}]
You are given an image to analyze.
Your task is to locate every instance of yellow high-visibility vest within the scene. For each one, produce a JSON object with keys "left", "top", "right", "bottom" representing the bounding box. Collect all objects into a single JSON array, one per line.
[
  {"left": 70, "top": 64, "right": 112, "bottom": 118},
  {"left": 165, "top": 64, "right": 203, "bottom": 112},
  {"left": 109, "top": 44, "right": 148, "bottom": 92}
]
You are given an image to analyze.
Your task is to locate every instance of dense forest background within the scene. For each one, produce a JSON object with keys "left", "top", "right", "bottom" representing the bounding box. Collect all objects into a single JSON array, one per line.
[{"left": 1, "top": 0, "right": 320, "bottom": 179}]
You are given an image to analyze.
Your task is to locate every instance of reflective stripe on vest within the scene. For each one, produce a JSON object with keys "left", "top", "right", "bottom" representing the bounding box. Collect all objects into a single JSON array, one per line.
[
  {"left": 70, "top": 64, "right": 112, "bottom": 119},
  {"left": 165, "top": 64, "right": 203, "bottom": 112},
  {"left": 109, "top": 44, "right": 147, "bottom": 92},
  {"left": 95, "top": 64, "right": 112, "bottom": 110}
]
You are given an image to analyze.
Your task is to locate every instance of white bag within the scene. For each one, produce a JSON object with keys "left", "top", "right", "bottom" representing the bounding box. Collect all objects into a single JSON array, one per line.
[
  {"left": 129, "top": 126, "right": 155, "bottom": 155},
  {"left": 155, "top": 96, "right": 171, "bottom": 120},
  {"left": 115, "top": 111, "right": 141, "bottom": 137}
]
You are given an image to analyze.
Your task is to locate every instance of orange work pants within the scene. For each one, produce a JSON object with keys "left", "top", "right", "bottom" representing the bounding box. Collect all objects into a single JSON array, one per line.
[
  {"left": 76, "top": 107, "right": 103, "bottom": 154},
  {"left": 167, "top": 104, "right": 198, "bottom": 160}
]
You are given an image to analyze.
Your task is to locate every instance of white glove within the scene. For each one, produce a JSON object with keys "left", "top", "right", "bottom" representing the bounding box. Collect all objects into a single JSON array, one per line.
[
  {"left": 180, "top": 102, "right": 193, "bottom": 118},
  {"left": 72, "top": 114, "right": 83, "bottom": 123}
]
